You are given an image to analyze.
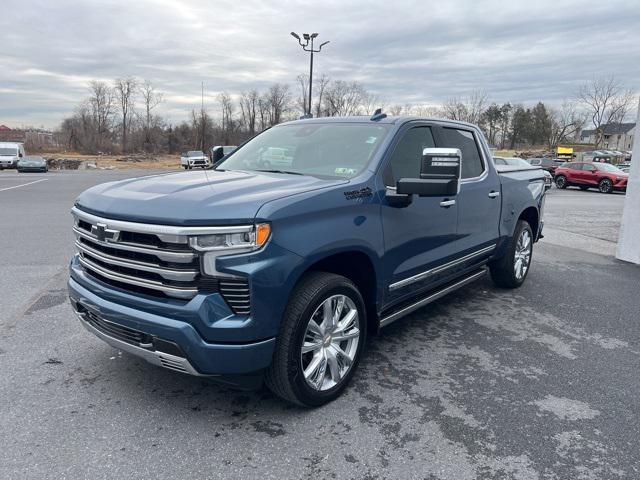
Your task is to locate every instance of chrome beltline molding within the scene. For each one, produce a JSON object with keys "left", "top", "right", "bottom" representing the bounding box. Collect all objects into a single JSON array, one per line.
[
  {"left": 71, "top": 206, "right": 253, "bottom": 236},
  {"left": 389, "top": 244, "right": 496, "bottom": 291}
]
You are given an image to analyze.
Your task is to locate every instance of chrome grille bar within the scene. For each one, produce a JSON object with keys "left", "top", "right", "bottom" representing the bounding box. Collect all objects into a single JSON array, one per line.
[
  {"left": 78, "top": 255, "right": 198, "bottom": 299},
  {"left": 75, "top": 240, "right": 198, "bottom": 281}
]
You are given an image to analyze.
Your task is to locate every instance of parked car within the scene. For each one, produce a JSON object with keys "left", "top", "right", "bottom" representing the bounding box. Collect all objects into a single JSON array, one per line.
[
  {"left": 210, "top": 145, "right": 237, "bottom": 164},
  {"left": 68, "top": 115, "right": 546, "bottom": 406},
  {"left": 180, "top": 151, "right": 210, "bottom": 169},
  {"left": 527, "top": 157, "right": 565, "bottom": 177},
  {"left": 0, "top": 142, "right": 25, "bottom": 169},
  {"left": 554, "top": 162, "right": 628, "bottom": 193},
  {"left": 17, "top": 156, "right": 48, "bottom": 173},
  {"left": 494, "top": 156, "right": 552, "bottom": 189}
]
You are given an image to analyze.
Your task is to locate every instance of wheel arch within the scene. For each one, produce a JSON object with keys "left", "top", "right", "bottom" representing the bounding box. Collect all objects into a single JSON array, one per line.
[
  {"left": 518, "top": 206, "right": 540, "bottom": 240},
  {"left": 297, "top": 250, "right": 379, "bottom": 336}
]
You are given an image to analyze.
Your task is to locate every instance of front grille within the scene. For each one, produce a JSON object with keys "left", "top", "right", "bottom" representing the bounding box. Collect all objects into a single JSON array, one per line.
[
  {"left": 72, "top": 208, "right": 251, "bottom": 310},
  {"left": 74, "top": 211, "right": 206, "bottom": 300},
  {"left": 220, "top": 279, "right": 251, "bottom": 315}
]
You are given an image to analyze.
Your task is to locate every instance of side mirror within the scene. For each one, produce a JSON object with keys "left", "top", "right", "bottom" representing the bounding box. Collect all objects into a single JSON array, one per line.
[
  {"left": 397, "top": 148, "right": 461, "bottom": 197},
  {"left": 18, "top": 153, "right": 23, "bottom": 158}
]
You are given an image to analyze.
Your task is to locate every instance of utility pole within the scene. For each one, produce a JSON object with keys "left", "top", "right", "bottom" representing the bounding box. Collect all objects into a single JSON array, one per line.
[
  {"left": 200, "top": 82, "right": 205, "bottom": 152},
  {"left": 291, "top": 32, "right": 330, "bottom": 117},
  {"left": 616, "top": 97, "right": 640, "bottom": 264}
]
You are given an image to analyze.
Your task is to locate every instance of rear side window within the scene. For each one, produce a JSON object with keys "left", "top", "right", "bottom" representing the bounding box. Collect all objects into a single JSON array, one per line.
[
  {"left": 384, "top": 126, "right": 435, "bottom": 186},
  {"left": 570, "top": 163, "right": 583, "bottom": 170},
  {"left": 439, "top": 128, "right": 485, "bottom": 179}
]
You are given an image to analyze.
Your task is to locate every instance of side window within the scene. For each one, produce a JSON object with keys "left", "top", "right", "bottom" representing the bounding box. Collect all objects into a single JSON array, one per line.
[
  {"left": 384, "top": 126, "right": 435, "bottom": 186},
  {"left": 439, "top": 128, "right": 485, "bottom": 179},
  {"left": 571, "top": 163, "right": 584, "bottom": 170}
]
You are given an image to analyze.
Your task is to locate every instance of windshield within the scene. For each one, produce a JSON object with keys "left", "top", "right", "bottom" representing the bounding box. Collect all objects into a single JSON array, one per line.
[
  {"left": 594, "top": 163, "right": 624, "bottom": 173},
  {"left": 0, "top": 148, "right": 18, "bottom": 156},
  {"left": 21, "top": 156, "right": 43, "bottom": 163},
  {"left": 187, "top": 151, "right": 204, "bottom": 157},
  {"left": 218, "top": 123, "right": 391, "bottom": 178}
]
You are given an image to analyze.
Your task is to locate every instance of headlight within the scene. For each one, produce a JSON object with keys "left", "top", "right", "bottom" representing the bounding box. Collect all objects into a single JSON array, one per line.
[{"left": 189, "top": 223, "right": 271, "bottom": 276}]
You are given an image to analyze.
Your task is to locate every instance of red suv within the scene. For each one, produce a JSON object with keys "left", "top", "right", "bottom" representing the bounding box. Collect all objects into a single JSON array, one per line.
[{"left": 554, "top": 162, "right": 628, "bottom": 193}]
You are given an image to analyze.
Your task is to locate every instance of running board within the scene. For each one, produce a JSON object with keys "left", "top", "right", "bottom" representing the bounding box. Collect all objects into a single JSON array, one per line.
[{"left": 379, "top": 268, "right": 487, "bottom": 328}]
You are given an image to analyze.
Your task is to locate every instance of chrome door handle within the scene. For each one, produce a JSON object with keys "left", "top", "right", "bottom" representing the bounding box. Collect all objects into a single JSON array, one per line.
[
  {"left": 488, "top": 191, "right": 500, "bottom": 198},
  {"left": 439, "top": 199, "right": 456, "bottom": 208}
]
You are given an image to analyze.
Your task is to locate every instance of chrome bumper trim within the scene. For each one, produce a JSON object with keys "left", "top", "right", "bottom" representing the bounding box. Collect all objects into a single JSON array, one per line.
[{"left": 74, "top": 309, "right": 208, "bottom": 377}]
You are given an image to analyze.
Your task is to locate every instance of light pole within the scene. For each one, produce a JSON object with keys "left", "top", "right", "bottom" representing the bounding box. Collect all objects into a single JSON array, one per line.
[{"left": 291, "top": 32, "right": 329, "bottom": 117}]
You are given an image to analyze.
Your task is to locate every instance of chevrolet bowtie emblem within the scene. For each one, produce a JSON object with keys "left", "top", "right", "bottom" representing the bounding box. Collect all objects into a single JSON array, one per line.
[{"left": 91, "top": 223, "right": 120, "bottom": 242}]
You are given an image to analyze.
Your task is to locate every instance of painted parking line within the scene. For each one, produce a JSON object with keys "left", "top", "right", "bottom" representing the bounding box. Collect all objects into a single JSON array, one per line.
[{"left": 0, "top": 178, "right": 49, "bottom": 192}]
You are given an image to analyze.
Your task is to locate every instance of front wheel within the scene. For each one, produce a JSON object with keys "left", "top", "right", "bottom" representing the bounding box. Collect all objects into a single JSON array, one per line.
[
  {"left": 555, "top": 175, "right": 567, "bottom": 189},
  {"left": 599, "top": 178, "right": 613, "bottom": 194},
  {"left": 490, "top": 220, "right": 533, "bottom": 288},
  {"left": 265, "top": 272, "right": 366, "bottom": 407}
]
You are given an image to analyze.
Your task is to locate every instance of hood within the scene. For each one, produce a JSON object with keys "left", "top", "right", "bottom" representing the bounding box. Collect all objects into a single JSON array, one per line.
[{"left": 75, "top": 169, "right": 348, "bottom": 225}]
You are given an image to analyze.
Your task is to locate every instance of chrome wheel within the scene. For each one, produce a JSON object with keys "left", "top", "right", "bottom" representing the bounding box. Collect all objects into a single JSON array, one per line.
[
  {"left": 301, "top": 294, "right": 360, "bottom": 391},
  {"left": 555, "top": 176, "right": 566, "bottom": 188},
  {"left": 514, "top": 229, "right": 532, "bottom": 280}
]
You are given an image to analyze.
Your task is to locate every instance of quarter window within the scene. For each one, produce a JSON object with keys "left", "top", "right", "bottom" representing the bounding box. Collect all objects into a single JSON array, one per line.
[{"left": 439, "top": 128, "right": 485, "bottom": 179}]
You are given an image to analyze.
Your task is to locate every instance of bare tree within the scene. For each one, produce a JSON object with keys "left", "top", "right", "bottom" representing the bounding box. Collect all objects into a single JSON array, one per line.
[
  {"left": 218, "top": 91, "right": 236, "bottom": 143},
  {"left": 443, "top": 90, "right": 487, "bottom": 124},
  {"left": 114, "top": 77, "right": 138, "bottom": 153},
  {"left": 314, "top": 74, "right": 330, "bottom": 117},
  {"left": 324, "top": 80, "right": 369, "bottom": 116},
  {"left": 139, "top": 79, "right": 164, "bottom": 151},
  {"left": 577, "top": 76, "right": 634, "bottom": 147},
  {"left": 548, "top": 101, "right": 585, "bottom": 149},
  {"left": 296, "top": 74, "right": 309, "bottom": 116},
  {"left": 239, "top": 90, "right": 259, "bottom": 135},
  {"left": 87, "top": 80, "right": 115, "bottom": 151},
  {"left": 265, "top": 83, "right": 291, "bottom": 126}
]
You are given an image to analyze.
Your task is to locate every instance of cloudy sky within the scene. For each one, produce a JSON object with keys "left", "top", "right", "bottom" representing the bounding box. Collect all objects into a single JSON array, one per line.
[{"left": 1, "top": 0, "right": 639, "bottom": 128}]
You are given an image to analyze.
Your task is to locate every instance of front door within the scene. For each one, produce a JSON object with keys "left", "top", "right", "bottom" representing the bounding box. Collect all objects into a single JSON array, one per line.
[{"left": 380, "top": 124, "right": 459, "bottom": 305}]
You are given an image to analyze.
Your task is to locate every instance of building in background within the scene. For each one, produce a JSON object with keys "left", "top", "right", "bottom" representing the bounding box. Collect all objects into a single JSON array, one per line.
[
  {"left": 580, "top": 123, "right": 635, "bottom": 150},
  {"left": 0, "top": 125, "right": 57, "bottom": 150}
]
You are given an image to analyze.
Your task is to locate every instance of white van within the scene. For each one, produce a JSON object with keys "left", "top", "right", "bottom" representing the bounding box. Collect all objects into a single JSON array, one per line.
[{"left": 0, "top": 142, "right": 25, "bottom": 169}]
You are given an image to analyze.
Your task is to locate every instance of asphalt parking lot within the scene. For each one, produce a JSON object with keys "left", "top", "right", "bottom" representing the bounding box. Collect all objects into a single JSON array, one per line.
[{"left": 1, "top": 170, "right": 639, "bottom": 479}]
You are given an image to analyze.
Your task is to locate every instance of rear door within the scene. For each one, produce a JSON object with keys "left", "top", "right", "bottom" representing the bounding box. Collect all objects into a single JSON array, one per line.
[{"left": 435, "top": 126, "right": 501, "bottom": 257}]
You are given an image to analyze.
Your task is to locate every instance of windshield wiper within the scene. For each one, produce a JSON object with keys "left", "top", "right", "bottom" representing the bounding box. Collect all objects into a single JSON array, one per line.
[{"left": 254, "top": 169, "right": 305, "bottom": 175}]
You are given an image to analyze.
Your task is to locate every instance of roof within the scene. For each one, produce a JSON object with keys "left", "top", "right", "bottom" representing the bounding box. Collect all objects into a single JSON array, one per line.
[
  {"left": 0, "top": 125, "right": 11, "bottom": 131},
  {"left": 279, "top": 115, "right": 481, "bottom": 130},
  {"left": 581, "top": 123, "right": 635, "bottom": 137}
]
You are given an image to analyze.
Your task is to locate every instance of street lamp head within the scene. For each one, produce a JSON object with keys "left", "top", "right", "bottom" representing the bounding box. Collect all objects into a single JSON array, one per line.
[
  {"left": 290, "top": 32, "right": 300, "bottom": 40},
  {"left": 311, "top": 33, "right": 319, "bottom": 38},
  {"left": 303, "top": 33, "right": 310, "bottom": 40}
]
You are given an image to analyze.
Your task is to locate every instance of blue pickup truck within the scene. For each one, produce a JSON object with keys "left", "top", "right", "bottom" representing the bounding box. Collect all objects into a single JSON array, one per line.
[{"left": 68, "top": 115, "right": 546, "bottom": 406}]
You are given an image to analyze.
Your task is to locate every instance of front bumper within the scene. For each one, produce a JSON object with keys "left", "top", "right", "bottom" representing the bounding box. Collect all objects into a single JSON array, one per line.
[{"left": 68, "top": 275, "right": 276, "bottom": 377}]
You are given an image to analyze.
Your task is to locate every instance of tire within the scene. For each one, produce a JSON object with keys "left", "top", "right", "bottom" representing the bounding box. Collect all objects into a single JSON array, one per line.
[
  {"left": 579, "top": 185, "right": 589, "bottom": 191},
  {"left": 489, "top": 220, "right": 534, "bottom": 289},
  {"left": 598, "top": 178, "right": 613, "bottom": 194},
  {"left": 555, "top": 175, "right": 567, "bottom": 189},
  {"left": 265, "top": 271, "right": 367, "bottom": 407}
]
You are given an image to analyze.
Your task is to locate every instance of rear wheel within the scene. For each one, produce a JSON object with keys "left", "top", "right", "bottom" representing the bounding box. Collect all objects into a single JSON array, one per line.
[
  {"left": 555, "top": 175, "right": 567, "bottom": 189},
  {"left": 265, "top": 272, "right": 366, "bottom": 407},
  {"left": 599, "top": 178, "right": 613, "bottom": 194},
  {"left": 490, "top": 220, "right": 533, "bottom": 289}
]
